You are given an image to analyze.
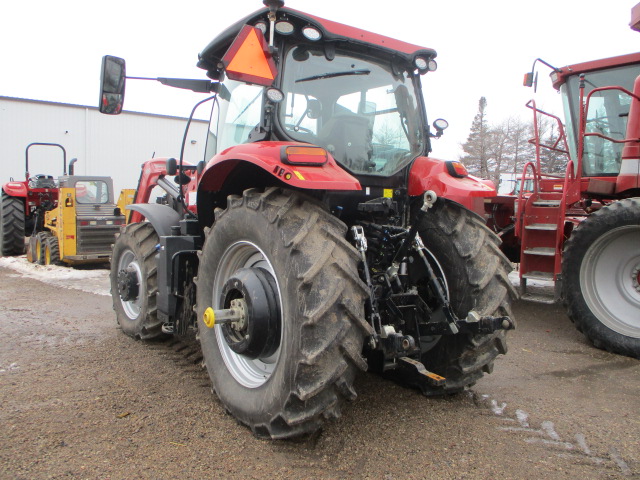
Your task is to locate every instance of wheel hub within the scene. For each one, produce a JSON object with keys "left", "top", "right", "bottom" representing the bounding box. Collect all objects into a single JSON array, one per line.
[
  {"left": 633, "top": 263, "right": 640, "bottom": 293},
  {"left": 117, "top": 267, "right": 140, "bottom": 302},
  {"left": 220, "top": 267, "right": 281, "bottom": 359}
]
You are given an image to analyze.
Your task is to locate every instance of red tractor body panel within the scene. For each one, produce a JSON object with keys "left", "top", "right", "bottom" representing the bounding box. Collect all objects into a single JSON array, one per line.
[
  {"left": 408, "top": 156, "right": 497, "bottom": 213},
  {"left": 198, "top": 141, "right": 362, "bottom": 192},
  {"left": 2, "top": 181, "right": 28, "bottom": 198},
  {"left": 129, "top": 158, "right": 198, "bottom": 224}
]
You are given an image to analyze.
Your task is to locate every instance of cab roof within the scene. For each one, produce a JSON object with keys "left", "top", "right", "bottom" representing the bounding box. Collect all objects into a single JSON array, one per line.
[
  {"left": 197, "top": 7, "right": 437, "bottom": 80},
  {"left": 551, "top": 52, "right": 640, "bottom": 89}
]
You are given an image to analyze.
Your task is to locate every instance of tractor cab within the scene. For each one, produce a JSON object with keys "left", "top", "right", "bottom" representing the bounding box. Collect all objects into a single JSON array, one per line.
[{"left": 197, "top": 6, "right": 442, "bottom": 183}]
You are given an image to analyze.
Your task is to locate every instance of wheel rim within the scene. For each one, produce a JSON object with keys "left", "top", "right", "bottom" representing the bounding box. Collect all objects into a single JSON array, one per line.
[
  {"left": 580, "top": 225, "right": 640, "bottom": 338},
  {"left": 213, "top": 241, "right": 283, "bottom": 389},
  {"left": 36, "top": 240, "right": 42, "bottom": 260},
  {"left": 45, "top": 245, "right": 51, "bottom": 265},
  {"left": 117, "top": 249, "right": 144, "bottom": 320}
]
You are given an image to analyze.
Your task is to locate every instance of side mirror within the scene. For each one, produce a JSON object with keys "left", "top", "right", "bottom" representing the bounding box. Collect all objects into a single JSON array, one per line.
[
  {"left": 166, "top": 158, "right": 178, "bottom": 176},
  {"left": 99, "top": 55, "right": 126, "bottom": 115}
]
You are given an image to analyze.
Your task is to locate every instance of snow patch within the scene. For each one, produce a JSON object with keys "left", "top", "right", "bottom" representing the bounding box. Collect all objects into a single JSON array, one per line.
[{"left": 0, "top": 256, "right": 110, "bottom": 296}]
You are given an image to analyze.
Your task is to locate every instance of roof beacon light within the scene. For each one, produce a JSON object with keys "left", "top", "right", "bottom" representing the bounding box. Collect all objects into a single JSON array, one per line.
[{"left": 302, "top": 26, "right": 322, "bottom": 41}]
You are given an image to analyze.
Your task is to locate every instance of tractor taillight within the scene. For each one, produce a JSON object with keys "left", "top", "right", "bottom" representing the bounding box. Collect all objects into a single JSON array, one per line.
[
  {"left": 281, "top": 146, "right": 328, "bottom": 166},
  {"left": 446, "top": 161, "right": 468, "bottom": 178}
]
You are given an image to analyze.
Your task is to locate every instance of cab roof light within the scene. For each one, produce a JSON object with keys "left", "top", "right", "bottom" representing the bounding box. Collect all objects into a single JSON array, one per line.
[
  {"left": 302, "top": 26, "right": 322, "bottom": 41},
  {"left": 275, "top": 20, "right": 294, "bottom": 35},
  {"left": 281, "top": 146, "right": 328, "bottom": 166},
  {"left": 446, "top": 161, "right": 468, "bottom": 178},
  {"left": 254, "top": 21, "right": 268, "bottom": 34}
]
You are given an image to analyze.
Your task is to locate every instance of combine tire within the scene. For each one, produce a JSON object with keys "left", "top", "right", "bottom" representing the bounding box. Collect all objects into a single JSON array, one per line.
[
  {"left": 562, "top": 198, "right": 640, "bottom": 358},
  {"left": 1, "top": 192, "right": 25, "bottom": 256},
  {"left": 197, "top": 188, "right": 371, "bottom": 439},
  {"left": 44, "top": 236, "right": 62, "bottom": 266},
  {"left": 110, "top": 222, "right": 164, "bottom": 340},
  {"left": 412, "top": 199, "right": 516, "bottom": 395}
]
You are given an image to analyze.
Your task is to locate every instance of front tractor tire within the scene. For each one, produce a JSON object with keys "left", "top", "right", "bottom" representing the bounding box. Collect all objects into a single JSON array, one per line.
[
  {"left": 110, "top": 222, "right": 164, "bottom": 340},
  {"left": 197, "top": 188, "right": 371, "bottom": 439},
  {"left": 562, "top": 198, "right": 640, "bottom": 358},
  {"left": 1, "top": 192, "right": 26, "bottom": 256},
  {"left": 413, "top": 199, "right": 516, "bottom": 394}
]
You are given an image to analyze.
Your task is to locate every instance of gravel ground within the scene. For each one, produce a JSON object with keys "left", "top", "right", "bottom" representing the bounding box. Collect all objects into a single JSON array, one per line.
[{"left": 0, "top": 263, "right": 638, "bottom": 479}]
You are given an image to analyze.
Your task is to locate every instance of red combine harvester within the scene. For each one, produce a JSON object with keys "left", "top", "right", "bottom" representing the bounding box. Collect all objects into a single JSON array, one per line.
[
  {"left": 100, "top": 1, "right": 516, "bottom": 438},
  {"left": 487, "top": 11, "right": 640, "bottom": 359}
]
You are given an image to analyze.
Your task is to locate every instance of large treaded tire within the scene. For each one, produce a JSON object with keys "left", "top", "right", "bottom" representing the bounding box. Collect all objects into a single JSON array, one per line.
[
  {"left": 415, "top": 199, "right": 516, "bottom": 394},
  {"left": 110, "top": 222, "right": 164, "bottom": 340},
  {"left": 562, "top": 198, "right": 640, "bottom": 358},
  {"left": 196, "top": 188, "right": 371, "bottom": 439},
  {"left": 44, "top": 235, "right": 62, "bottom": 266},
  {"left": 1, "top": 192, "right": 26, "bottom": 256}
]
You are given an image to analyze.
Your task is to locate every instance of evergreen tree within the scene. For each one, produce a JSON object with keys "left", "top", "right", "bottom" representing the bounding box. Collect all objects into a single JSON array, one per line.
[{"left": 460, "top": 97, "right": 490, "bottom": 178}]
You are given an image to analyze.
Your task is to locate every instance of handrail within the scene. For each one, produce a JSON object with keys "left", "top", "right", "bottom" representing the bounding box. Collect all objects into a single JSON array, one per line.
[{"left": 515, "top": 161, "right": 539, "bottom": 239}]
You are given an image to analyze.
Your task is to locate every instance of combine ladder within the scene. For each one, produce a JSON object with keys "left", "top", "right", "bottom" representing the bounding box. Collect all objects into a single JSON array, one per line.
[{"left": 517, "top": 189, "right": 565, "bottom": 303}]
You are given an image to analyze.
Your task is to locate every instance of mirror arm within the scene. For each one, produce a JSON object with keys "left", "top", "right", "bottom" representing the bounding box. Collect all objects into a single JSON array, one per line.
[{"left": 126, "top": 76, "right": 217, "bottom": 93}]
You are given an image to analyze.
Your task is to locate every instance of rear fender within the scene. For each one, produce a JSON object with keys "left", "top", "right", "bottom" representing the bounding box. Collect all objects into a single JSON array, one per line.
[
  {"left": 127, "top": 204, "right": 181, "bottom": 237},
  {"left": 2, "top": 181, "right": 28, "bottom": 198},
  {"left": 199, "top": 141, "right": 360, "bottom": 192},
  {"left": 408, "top": 156, "right": 496, "bottom": 214},
  {"left": 196, "top": 141, "right": 361, "bottom": 226}
]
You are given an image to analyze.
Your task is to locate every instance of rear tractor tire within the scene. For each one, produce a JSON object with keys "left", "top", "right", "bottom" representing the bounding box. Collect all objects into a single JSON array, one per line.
[
  {"left": 110, "top": 222, "right": 164, "bottom": 340},
  {"left": 197, "top": 188, "right": 371, "bottom": 439},
  {"left": 1, "top": 192, "right": 26, "bottom": 256},
  {"left": 562, "top": 198, "right": 640, "bottom": 358},
  {"left": 410, "top": 199, "right": 516, "bottom": 395}
]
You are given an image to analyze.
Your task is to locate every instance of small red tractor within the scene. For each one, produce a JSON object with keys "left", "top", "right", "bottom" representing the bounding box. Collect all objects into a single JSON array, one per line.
[
  {"left": 101, "top": 1, "right": 515, "bottom": 438},
  {"left": 1, "top": 143, "right": 67, "bottom": 257},
  {"left": 486, "top": 48, "right": 640, "bottom": 358}
]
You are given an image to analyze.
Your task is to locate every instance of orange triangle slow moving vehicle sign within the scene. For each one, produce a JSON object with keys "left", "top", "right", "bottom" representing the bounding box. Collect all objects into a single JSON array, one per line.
[{"left": 222, "top": 25, "right": 277, "bottom": 86}]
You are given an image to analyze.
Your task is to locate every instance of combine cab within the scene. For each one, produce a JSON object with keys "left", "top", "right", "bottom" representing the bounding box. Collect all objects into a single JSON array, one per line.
[{"left": 101, "top": 1, "right": 516, "bottom": 438}]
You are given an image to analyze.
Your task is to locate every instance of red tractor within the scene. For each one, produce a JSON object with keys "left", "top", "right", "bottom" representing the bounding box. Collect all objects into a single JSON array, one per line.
[
  {"left": 101, "top": 1, "right": 515, "bottom": 438},
  {"left": 1, "top": 143, "right": 67, "bottom": 257},
  {"left": 487, "top": 50, "right": 640, "bottom": 359}
]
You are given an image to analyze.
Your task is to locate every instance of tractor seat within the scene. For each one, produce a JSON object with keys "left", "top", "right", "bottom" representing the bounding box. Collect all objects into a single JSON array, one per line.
[
  {"left": 29, "top": 175, "right": 57, "bottom": 189},
  {"left": 318, "top": 114, "right": 374, "bottom": 173}
]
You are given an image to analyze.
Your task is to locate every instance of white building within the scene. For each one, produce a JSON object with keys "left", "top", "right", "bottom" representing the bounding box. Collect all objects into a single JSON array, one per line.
[{"left": 0, "top": 96, "right": 208, "bottom": 195}]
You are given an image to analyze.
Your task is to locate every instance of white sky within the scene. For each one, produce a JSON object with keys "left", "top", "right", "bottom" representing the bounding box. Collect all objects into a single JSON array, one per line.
[{"left": 1, "top": 0, "right": 638, "bottom": 160}]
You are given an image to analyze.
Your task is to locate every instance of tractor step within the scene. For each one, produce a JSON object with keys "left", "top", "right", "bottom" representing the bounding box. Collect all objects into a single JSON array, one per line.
[
  {"left": 520, "top": 292, "right": 557, "bottom": 304},
  {"left": 523, "top": 247, "right": 556, "bottom": 256},
  {"left": 522, "top": 271, "right": 554, "bottom": 280},
  {"left": 532, "top": 200, "right": 561, "bottom": 207},
  {"left": 525, "top": 223, "right": 557, "bottom": 231}
]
